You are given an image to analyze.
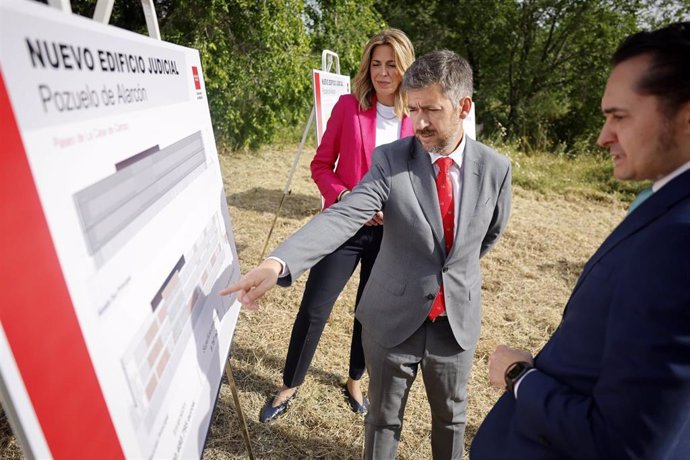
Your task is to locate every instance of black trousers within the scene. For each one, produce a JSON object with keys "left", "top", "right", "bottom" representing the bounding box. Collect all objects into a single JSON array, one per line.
[{"left": 282, "top": 225, "right": 383, "bottom": 388}]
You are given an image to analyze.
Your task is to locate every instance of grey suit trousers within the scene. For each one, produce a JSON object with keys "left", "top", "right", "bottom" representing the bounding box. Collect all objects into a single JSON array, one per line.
[{"left": 362, "top": 319, "right": 475, "bottom": 459}]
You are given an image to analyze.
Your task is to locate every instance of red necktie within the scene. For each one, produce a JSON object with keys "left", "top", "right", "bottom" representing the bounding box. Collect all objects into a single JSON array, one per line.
[{"left": 428, "top": 157, "right": 455, "bottom": 321}]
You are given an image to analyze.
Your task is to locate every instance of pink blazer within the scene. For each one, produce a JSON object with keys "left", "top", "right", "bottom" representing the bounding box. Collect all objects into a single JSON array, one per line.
[{"left": 311, "top": 94, "right": 414, "bottom": 209}]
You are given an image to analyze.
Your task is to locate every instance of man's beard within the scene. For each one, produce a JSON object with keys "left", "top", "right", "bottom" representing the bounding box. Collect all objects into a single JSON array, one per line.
[
  {"left": 416, "top": 127, "right": 457, "bottom": 154},
  {"left": 657, "top": 118, "right": 677, "bottom": 155}
]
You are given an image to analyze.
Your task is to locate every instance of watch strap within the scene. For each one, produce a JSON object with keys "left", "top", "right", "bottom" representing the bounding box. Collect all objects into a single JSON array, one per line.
[{"left": 505, "top": 361, "right": 533, "bottom": 394}]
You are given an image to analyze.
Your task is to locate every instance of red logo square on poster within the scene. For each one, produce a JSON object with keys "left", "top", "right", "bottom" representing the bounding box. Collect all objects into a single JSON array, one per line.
[{"left": 192, "top": 66, "right": 201, "bottom": 90}]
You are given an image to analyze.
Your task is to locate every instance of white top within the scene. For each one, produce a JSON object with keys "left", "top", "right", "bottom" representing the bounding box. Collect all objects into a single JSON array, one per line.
[{"left": 375, "top": 102, "right": 402, "bottom": 147}]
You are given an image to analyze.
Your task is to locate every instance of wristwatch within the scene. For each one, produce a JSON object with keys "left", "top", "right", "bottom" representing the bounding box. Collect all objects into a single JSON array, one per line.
[{"left": 505, "top": 361, "right": 533, "bottom": 394}]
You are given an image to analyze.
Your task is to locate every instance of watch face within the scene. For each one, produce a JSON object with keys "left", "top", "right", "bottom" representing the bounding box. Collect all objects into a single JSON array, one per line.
[{"left": 506, "top": 362, "right": 527, "bottom": 379}]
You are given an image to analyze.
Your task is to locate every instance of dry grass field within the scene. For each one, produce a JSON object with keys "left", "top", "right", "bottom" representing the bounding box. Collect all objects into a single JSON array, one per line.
[{"left": 0, "top": 143, "right": 627, "bottom": 459}]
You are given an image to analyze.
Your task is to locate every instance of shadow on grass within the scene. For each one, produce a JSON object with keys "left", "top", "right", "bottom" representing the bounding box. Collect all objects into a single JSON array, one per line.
[
  {"left": 227, "top": 187, "right": 321, "bottom": 220},
  {"left": 214, "top": 344, "right": 362, "bottom": 459},
  {"left": 208, "top": 398, "right": 363, "bottom": 459},
  {"left": 229, "top": 342, "right": 344, "bottom": 397},
  {"left": 538, "top": 258, "right": 585, "bottom": 286}
]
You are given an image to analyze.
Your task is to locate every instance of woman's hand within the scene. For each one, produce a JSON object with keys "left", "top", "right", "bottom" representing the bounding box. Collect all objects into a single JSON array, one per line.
[{"left": 365, "top": 211, "right": 384, "bottom": 226}]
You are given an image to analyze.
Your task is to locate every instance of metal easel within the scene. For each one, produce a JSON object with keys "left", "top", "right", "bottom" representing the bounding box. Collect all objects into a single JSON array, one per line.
[{"left": 259, "top": 50, "right": 341, "bottom": 260}]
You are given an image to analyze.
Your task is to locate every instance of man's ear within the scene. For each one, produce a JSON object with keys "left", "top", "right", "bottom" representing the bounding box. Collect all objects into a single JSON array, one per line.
[{"left": 459, "top": 96, "right": 472, "bottom": 120}]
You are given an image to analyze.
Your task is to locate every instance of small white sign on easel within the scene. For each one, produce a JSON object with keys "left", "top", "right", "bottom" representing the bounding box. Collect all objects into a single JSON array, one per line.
[{"left": 312, "top": 70, "right": 351, "bottom": 145}]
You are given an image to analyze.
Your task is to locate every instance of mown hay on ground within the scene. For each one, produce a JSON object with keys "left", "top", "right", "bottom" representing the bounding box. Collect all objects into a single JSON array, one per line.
[
  {"left": 0, "top": 145, "right": 625, "bottom": 459},
  {"left": 204, "top": 146, "right": 624, "bottom": 459}
]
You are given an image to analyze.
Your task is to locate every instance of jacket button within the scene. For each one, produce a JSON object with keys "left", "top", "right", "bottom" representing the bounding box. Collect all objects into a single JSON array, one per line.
[
  {"left": 426, "top": 294, "right": 435, "bottom": 300},
  {"left": 442, "top": 267, "right": 448, "bottom": 273}
]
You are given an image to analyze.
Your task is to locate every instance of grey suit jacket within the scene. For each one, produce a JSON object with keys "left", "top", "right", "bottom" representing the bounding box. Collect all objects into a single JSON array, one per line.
[{"left": 273, "top": 136, "right": 512, "bottom": 349}]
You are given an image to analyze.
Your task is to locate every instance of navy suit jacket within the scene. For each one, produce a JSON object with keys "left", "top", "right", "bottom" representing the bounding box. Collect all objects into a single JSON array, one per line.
[{"left": 471, "top": 169, "right": 690, "bottom": 460}]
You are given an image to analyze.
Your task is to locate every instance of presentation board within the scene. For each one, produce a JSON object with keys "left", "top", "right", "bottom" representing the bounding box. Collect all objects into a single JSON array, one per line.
[
  {"left": 0, "top": 1, "right": 241, "bottom": 458},
  {"left": 312, "top": 69, "right": 350, "bottom": 145}
]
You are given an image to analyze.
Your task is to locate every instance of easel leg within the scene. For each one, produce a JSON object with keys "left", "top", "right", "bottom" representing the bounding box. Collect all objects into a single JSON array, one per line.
[{"left": 224, "top": 360, "right": 255, "bottom": 460}]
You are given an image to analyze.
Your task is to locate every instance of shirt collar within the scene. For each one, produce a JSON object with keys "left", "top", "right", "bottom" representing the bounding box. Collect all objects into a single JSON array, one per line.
[
  {"left": 653, "top": 160, "right": 690, "bottom": 192},
  {"left": 428, "top": 134, "right": 467, "bottom": 169}
]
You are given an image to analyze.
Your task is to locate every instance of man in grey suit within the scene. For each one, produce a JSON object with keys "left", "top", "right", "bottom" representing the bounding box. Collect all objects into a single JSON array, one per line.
[{"left": 222, "top": 50, "right": 512, "bottom": 458}]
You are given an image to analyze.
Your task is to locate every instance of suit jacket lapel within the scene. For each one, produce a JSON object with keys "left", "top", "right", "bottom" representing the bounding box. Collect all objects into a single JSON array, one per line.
[
  {"left": 408, "top": 140, "right": 444, "bottom": 248},
  {"left": 573, "top": 169, "right": 690, "bottom": 293},
  {"left": 359, "top": 100, "right": 377, "bottom": 170},
  {"left": 450, "top": 139, "right": 483, "bottom": 259}
]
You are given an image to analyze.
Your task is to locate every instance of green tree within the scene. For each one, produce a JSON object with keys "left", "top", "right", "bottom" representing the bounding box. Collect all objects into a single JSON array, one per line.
[
  {"left": 62, "top": 0, "right": 690, "bottom": 153},
  {"left": 71, "top": 0, "right": 313, "bottom": 150},
  {"left": 376, "top": 0, "right": 688, "bottom": 153},
  {"left": 70, "top": 0, "right": 389, "bottom": 151},
  {"left": 306, "top": 0, "right": 388, "bottom": 76},
  {"left": 491, "top": 0, "right": 639, "bottom": 152},
  {"left": 161, "top": 0, "right": 313, "bottom": 150}
]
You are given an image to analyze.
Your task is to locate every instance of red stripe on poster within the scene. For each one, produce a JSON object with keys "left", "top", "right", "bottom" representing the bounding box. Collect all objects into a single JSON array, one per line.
[
  {"left": 0, "top": 71, "right": 124, "bottom": 459},
  {"left": 313, "top": 71, "right": 324, "bottom": 144}
]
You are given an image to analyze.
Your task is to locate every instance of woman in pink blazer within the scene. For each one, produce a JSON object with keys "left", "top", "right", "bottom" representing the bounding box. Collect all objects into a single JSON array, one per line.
[{"left": 260, "top": 29, "right": 415, "bottom": 423}]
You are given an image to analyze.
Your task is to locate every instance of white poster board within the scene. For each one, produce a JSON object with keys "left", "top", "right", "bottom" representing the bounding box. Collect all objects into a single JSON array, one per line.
[
  {"left": 312, "top": 69, "right": 350, "bottom": 145},
  {"left": 0, "top": 1, "right": 241, "bottom": 458}
]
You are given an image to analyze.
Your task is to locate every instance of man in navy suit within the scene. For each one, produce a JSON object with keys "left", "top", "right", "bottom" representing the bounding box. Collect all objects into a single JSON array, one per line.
[{"left": 470, "top": 21, "right": 690, "bottom": 460}]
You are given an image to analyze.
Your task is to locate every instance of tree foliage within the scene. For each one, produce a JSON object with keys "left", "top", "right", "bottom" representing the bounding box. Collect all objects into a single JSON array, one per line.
[
  {"left": 67, "top": 0, "right": 689, "bottom": 153},
  {"left": 161, "top": 1, "right": 313, "bottom": 149},
  {"left": 68, "top": 0, "right": 386, "bottom": 150},
  {"left": 376, "top": 0, "right": 689, "bottom": 153},
  {"left": 305, "top": 0, "right": 386, "bottom": 76}
]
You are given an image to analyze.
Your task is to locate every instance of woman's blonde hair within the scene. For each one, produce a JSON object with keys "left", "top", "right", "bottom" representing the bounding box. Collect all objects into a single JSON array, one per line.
[{"left": 352, "top": 28, "right": 415, "bottom": 119}]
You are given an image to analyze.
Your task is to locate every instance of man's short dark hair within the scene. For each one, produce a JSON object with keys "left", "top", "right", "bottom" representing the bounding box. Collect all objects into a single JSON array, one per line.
[
  {"left": 402, "top": 50, "right": 473, "bottom": 108},
  {"left": 613, "top": 21, "right": 690, "bottom": 115}
]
